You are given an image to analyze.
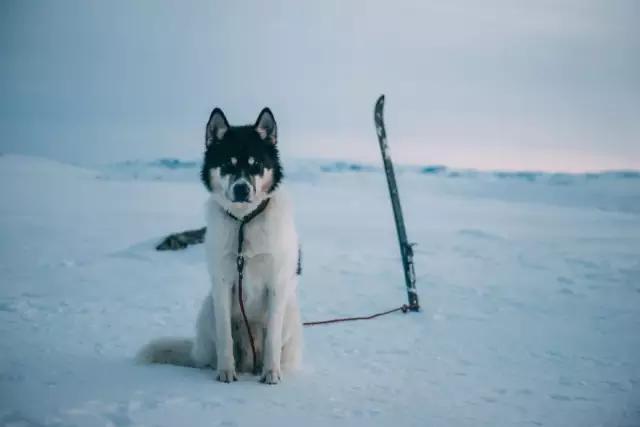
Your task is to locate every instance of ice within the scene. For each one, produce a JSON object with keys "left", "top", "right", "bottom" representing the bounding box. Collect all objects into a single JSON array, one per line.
[{"left": 0, "top": 153, "right": 639, "bottom": 426}]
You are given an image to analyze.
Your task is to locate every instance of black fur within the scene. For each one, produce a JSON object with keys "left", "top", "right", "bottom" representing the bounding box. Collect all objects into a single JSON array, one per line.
[
  {"left": 200, "top": 108, "right": 283, "bottom": 194},
  {"left": 156, "top": 227, "right": 206, "bottom": 250}
]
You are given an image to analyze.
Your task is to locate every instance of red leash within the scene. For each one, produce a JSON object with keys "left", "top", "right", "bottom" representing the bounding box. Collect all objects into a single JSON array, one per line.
[
  {"left": 228, "top": 200, "right": 270, "bottom": 375},
  {"left": 303, "top": 304, "right": 413, "bottom": 326},
  {"left": 237, "top": 267, "right": 258, "bottom": 374}
]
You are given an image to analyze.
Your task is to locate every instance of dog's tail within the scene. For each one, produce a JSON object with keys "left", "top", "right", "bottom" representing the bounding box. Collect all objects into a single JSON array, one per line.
[{"left": 136, "top": 337, "right": 195, "bottom": 367}]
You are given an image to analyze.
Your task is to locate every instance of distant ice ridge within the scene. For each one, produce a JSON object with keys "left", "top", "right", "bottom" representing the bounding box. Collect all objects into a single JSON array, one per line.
[
  {"left": 97, "top": 157, "right": 640, "bottom": 185},
  {"left": 90, "top": 157, "right": 640, "bottom": 215},
  {"left": 97, "top": 158, "right": 201, "bottom": 182}
]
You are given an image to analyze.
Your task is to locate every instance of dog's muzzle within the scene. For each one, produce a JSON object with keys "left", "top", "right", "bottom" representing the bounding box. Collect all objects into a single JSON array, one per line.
[{"left": 231, "top": 181, "right": 251, "bottom": 203}]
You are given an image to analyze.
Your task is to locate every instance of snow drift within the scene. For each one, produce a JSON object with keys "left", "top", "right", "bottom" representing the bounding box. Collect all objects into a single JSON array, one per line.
[{"left": 0, "top": 154, "right": 639, "bottom": 426}]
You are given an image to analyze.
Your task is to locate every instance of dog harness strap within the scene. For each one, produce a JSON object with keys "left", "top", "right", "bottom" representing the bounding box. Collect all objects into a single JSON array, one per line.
[
  {"left": 228, "top": 198, "right": 270, "bottom": 375},
  {"left": 225, "top": 198, "right": 270, "bottom": 223}
]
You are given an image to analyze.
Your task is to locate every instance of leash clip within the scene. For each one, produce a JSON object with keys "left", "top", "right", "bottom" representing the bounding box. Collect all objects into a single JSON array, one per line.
[{"left": 236, "top": 254, "right": 245, "bottom": 272}]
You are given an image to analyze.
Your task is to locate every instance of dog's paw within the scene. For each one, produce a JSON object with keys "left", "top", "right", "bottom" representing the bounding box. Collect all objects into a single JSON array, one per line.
[
  {"left": 260, "top": 369, "right": 281, "bottom": 385},
  {"left": 216, "top": 369, "right": 238, "bottom": 383}
]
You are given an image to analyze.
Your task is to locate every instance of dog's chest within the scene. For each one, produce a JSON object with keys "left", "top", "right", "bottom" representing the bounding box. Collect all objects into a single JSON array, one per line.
[
  {"left": 206, "top": 199, "right": 292, "bottom": 321},
  {"left": 240, "top": 220, "right": 273, "bottom": 257},
  {"left": 229, "top": 253, "right": 272, "bottom": 321},
  {"left": 229, "top": 225, "right": 275, "bottom": 321}
]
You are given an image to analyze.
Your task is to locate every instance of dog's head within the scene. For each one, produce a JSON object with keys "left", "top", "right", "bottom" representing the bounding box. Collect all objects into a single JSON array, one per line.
[{"left": 201, "top": 107, "right": 283, "bottom": 212}]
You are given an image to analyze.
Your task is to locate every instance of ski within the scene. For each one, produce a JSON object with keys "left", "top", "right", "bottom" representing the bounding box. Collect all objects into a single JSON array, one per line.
[{"left": 374, "top": 95, "right": 420, "bottom": 311}]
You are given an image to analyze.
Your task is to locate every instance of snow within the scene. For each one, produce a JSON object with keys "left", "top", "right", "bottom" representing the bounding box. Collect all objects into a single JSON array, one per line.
[{"left": 1, "top": 153, "right": 639, "bottom": 426}]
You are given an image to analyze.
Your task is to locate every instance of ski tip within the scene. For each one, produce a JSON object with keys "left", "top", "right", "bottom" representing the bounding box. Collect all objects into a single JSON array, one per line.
[{"left": 374, "top": 95, "right": 385, "bottom": 120}]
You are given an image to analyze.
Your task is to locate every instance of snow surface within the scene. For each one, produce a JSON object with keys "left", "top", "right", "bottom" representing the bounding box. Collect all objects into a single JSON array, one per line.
[{"left": 1, "top": 153, "right": 639, "bottom": 426}]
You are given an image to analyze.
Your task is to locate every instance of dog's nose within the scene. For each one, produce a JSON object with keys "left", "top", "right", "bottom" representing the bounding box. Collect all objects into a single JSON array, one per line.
[{"left": 232, "top": 183, "right": 251, "bottom": 202}]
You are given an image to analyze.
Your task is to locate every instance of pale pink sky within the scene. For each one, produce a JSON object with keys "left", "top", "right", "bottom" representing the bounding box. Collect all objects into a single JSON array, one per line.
[{"left": 1, "top": 0, "right": 638, "bottom": 172}]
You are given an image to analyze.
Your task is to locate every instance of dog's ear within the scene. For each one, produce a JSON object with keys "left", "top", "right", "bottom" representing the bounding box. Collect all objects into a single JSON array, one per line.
[
  {"left": 254, "top": 108, "right": 277, "bottom": 144},
  {"left": 206, "top": 108, "right": 229, "bottom": 146}
]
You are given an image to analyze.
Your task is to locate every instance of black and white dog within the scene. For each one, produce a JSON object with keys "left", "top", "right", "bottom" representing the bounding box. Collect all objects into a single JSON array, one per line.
[{"left": 139, "top": 108, "right": 302, "bottom": 384}]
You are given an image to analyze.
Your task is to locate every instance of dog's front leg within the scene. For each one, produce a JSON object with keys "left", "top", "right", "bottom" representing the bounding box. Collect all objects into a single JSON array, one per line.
[
  {"left": 261, "top": 286, "right": 288, "bottom": 384},
  {"left": 212, "top": 279, "right": 236, "bottom": 382}
]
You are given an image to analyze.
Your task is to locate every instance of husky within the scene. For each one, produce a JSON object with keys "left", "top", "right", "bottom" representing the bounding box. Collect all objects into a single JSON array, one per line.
[{"left": 138, "top": 107, "right": 302, "bottom": 384}]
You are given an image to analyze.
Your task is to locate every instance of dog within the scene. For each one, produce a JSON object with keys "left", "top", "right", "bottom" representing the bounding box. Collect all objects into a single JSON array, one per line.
[{"left": 138, "top": 107, "right": 302, "bottom": 384}]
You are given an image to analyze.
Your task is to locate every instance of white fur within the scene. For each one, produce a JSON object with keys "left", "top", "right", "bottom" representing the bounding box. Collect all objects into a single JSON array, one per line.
[
  {"left": 196, "top": 188, "right": 302, "bottom": 384},
  {"left": 136, "top": 337, "right": 193, "bottom": 366},
  {"left": 138, "top": 187, "right": 302, "bottom": 385}
]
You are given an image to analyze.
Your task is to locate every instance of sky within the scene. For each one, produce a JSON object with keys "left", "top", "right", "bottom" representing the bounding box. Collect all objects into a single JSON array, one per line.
[{"left": 1, "top": 0, "right": 639, "bottom": 172}]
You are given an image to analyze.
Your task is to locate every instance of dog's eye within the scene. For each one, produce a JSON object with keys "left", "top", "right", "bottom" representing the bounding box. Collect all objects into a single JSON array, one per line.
[
  {"left": 249, "top": 161, "right": 262, "bottom": 173},
  {"left": 220, "top": 162, "right": 235, "bottom": 175}
]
